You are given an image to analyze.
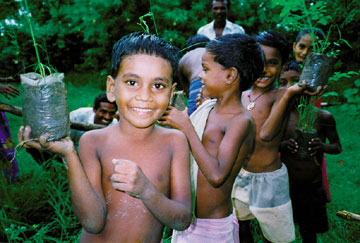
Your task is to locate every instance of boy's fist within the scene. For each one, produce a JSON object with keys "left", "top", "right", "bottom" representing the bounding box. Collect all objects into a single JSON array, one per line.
[{"left": 111, "top": 159, "right": 148, "bottom": 198}]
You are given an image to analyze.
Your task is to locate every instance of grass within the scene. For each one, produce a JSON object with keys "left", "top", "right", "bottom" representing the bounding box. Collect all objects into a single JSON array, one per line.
[{"left": 1, "top": 73, "right": 360, "bottom": 242}]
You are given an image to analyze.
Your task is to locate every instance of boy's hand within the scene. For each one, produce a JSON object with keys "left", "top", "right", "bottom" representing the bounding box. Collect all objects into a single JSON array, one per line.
[
  {"left": 111, "top": 159, "right": 149, "bottom": 199},
  {"left": 0, "top": 85, "right": 20, "bottom": 99},
  {"left": 282, "top": 138, "right": 298, "bottom": 153},
  {"left": 17, "top": 126, "right": 74, "bottom": 157},
  {"left": 158, "top": 106, "right": 191, "bottom": 132},
  {"left": 308, "top": 137, "right": 324, "bottom": 156}
]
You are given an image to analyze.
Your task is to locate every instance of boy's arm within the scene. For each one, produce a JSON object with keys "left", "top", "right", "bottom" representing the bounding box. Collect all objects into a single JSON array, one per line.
[
  {"left": 260, "top": 84, "right": 305, "bottom": 142},
  {"left": 159, "top": 107, "right": 252, "bottom": 187},
  {"left": 18, "top": 126, "right": 107, "bottom": 234},
  {"left": 112, "top": 131, "right": 192, "bottom": 231},
  {"left": 309, "top": 110, "right": 342, "bottom": 156}
]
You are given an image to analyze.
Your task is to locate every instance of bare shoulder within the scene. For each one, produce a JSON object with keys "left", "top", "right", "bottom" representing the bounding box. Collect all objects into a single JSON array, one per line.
[
  {"left": 155, "top": 126, "right": 188, "bottom": 144},
  {"left": 317, "top": 109, "right": 336, "bottom": 125},
  {"left": 79, "top": 125, "right": 116, "bottom": 147},
  {"left": 229, "top": 111, "right": 254, "bottom": 131}
]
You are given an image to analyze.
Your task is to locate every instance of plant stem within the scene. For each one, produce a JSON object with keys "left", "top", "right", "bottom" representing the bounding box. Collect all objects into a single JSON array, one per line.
[
  {"left": 24, "top": 0, "right": 45, "bottom": 77},
  {"left": 150, "top": 0, "right": 158, "bottom": 36}
]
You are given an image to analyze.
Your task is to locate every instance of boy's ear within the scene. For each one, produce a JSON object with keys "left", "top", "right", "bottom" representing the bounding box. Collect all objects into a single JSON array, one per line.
[
  {"left": 106, "top": 75, "right": 116, "bottom": 102},
  {"left": 226, "top": 67, "right": 239, "bottom": 84},
  {"left": 292, "top": 42, "right": 296, "bottom": 51},
  {"left": 169, "top": 82, "right": 177, "bottom": 101}
]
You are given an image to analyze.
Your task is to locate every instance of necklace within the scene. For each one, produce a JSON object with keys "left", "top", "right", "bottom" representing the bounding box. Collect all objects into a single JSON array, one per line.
[{"left": 247, "top": 89, "right": 270, "bottom": 111}]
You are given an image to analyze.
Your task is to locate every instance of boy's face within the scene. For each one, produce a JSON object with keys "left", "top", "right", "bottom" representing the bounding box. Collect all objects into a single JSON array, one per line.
[
  {"left": 199, "top": 51, "right": 228, "bottom": 98},
  {"left": 254, "top": 45, "right": 282, "bottom": 89},
  {"left": 107, "top": 54, "right": 175, "bottom": 129},
  {"left": 93, "top": 102, "right": 117, "bottom": 126},
  {"left": 293, "top": 34, "right": 313, "bottom": 63},
  {"left": 279, "top": 70, "right": 300, "bottom": 88}
]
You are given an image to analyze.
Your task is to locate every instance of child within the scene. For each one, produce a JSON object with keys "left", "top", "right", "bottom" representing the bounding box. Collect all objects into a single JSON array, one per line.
[
  {"left": 159, "top": 33, "right": 264, "bottom": 243},
  {"left": 231, "top": 30, "right": 325, "bottom": 243},
  {"left": 293, "top": 28, "right": 325, "bottom": 63},
  {"left": 18, "top": 32, "right": 192, "bottom": 242},
  {"left": 280, "top": 94, "right": 342, "bottom": 243},
  {"left": 178, "top": 34, "right": 210, "bottom": 115},
  {"left": 279, "top": 63, "right": 342, "bottom": 242},
  {"left": 278, "top": 60, "right": 301, "bottom": 88}
]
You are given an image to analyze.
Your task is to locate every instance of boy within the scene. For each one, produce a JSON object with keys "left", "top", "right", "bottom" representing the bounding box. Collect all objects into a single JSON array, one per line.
[
  {"left": 18, "top": 32, "right": 192, "bottom": 242},
  {"left": 279, "top": 64, "right": 342, "bottom": 243},
  {"left": 232, "top": 30, "right": 323, "bottom": 243},
  {"left": 177, "top": 35, "right": 210, "bottom": 115},
  {"left": 159, "top": 33, "right": 264, "bottom": 242}
]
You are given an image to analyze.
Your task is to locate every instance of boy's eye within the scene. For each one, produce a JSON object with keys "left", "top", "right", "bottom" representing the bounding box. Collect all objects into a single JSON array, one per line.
[
  {"left": 267, "top": 60, "right": 279, "bottom": 66},
  {"left": 126, "top": 80, "right": 137, "bottom": 86},
  {"left": 153, "top": 83, "right": 165, "bottom": 89}
]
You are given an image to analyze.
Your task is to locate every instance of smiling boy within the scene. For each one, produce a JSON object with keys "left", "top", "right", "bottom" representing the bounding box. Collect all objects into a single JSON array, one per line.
[
  {"left": 19, "top": 32, "right": 192, "bottom": 242},
  {"left": 159, "top": 33, "right": 264, "bottom": 243},
  {"left": 232, "top": 30, "right": 325, "bottom": 243}
]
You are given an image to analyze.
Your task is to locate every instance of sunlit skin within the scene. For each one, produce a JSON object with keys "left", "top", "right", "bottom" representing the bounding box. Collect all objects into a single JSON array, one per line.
[
  {"left": 279, "top": 70, "right": 300, "bottom": 88},
  {"left": 241, "top": 44, "right": 284, "bottom": 173},
  {"left": 159, "top": 51, "right": 255, "bottom": 219},
  {"left": 18, "top": 54, "right": 192, "bottom": 242},
  {"left": 212, "top": 1, "right": 228, "bottom": 37},
  {"left": 93, "top": 102, "right": 117, "bottom": 126},
  {"left": 178, "top": 47, "right": 207, "bottom": 96},
  {"left": 293, "top": 33, "right": 313, "bottom": 63}
]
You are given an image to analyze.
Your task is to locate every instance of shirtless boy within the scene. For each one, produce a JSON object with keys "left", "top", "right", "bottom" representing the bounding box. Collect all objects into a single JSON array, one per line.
[
  {"left": 279, "top": 63, "right": 342, "bottom": 243},
  {"left": 159, "top": 33, "right": 264, "bottom": 243},
  {"left": 18, "top": 32, "right": 192, "bottom": 242},
  {"left": 178, "top": 35, "right": 210, "bottom": 115},
  {"left": 232, "top": 30, "right": 325, "bottom": 243}
]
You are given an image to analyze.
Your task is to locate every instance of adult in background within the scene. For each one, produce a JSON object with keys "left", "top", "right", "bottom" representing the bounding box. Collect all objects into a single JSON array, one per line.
[
  {"left": 70, "top": 93, "right": 118, "bottom": 146},
  {"left": 178, "top": 35, "right": 210, "bottom": 115},
  {"left": 0, "top": 85, "right": 20, "bottom": 182},
  {"left": 197, "top": 0, "right": 245, "bottom": 40}
]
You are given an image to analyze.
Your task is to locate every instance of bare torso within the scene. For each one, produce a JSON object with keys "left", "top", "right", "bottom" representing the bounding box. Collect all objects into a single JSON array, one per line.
[
  {"left": 196, "top": 106, "right": 254, "bottom": 219},
  {"left": 281, "top": 109, "right": 329, "bottom": 185},
  {"left": 79, "top": 125, "right": 174, "bottom": 243},
  {"left": 241, "top": 88, "right": 286, "bottom": 172},
  {"left": 178, "top": 48, "right": 206, "bottom": 95}
]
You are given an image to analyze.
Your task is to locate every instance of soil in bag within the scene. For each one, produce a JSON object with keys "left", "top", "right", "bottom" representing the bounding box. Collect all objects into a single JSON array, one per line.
[{"left": 21, "top": 72, "right": 70, "bottom": 141}]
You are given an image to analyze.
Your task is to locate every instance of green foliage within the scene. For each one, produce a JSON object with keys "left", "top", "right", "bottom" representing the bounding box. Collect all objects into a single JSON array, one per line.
[
  {"left": 0, "top": 160, "right": 81, "bottom": 242},
  {"left": 297, "top": 96, "right": 318, "bottom": 131},
  {"left": 272, "top": 0, "right": 352, "bottom": 57}
]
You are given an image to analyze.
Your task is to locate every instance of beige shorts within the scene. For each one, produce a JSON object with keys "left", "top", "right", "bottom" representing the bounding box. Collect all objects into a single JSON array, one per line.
[{"left": 232, "top": 164, "right": 295, "bottom": 243}]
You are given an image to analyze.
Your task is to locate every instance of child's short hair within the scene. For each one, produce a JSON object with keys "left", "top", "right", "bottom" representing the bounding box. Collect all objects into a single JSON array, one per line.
[
  {"left": 294, "top": 28, "right": 325, "bottom": 44},
  {"left": 111, "top": 32, "right": 180, "bottom": 82},
  {"left": 205, "top": 33, "right": 264, "bottom": 92},
  {"left": 185, "top": 35, "right": 210, "bottom": 53},
  {"left": 282, "top": 59, "right": 301, "bottom": 74},
  {"left": 94, "top": 93, "right": 117, "bottom": 110},
  {"left": 255, "top": 30, "right": 290, "bottom": 65}
]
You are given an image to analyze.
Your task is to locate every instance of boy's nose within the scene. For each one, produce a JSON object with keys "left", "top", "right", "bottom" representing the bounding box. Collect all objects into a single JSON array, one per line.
[{"left": 135, "top": 87, "right": 153, "bottom": 102}]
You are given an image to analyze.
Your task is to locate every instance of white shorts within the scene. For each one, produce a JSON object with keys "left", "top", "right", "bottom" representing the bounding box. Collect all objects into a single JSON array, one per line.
[{"left": 232, "top": 164, "right": 295, "bottom": 243}]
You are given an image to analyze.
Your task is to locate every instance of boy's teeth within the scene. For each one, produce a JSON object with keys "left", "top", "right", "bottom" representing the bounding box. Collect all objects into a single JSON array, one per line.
[{"left": 133, "top": 108, "right": 152, "bottom": 112}]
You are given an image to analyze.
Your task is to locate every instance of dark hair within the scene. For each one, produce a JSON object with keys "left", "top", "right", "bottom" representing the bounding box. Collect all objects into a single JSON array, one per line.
[
  {"left": 94, "top": 93, "right": 117, "bottom": 110},
  {"left": 185, "top": 35, "right": 211, "bottom": 52},
  {"left": 111, "top": 32, "right": 180, "bottom": 82},
  {"left": 212, "top": 0, "right": 230, "bottom": 10},
  {"left": 255, "top": 30, "right": 290, "bottom": 65},
  {"left": 206, "top": 33, "right": 264, "bottom": 92},
  {"left": 283, "top": 59, "right": 301, "bottom": 73},
  {"left": 294, "top": 28, "right": 325, "bottom": 44}
]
